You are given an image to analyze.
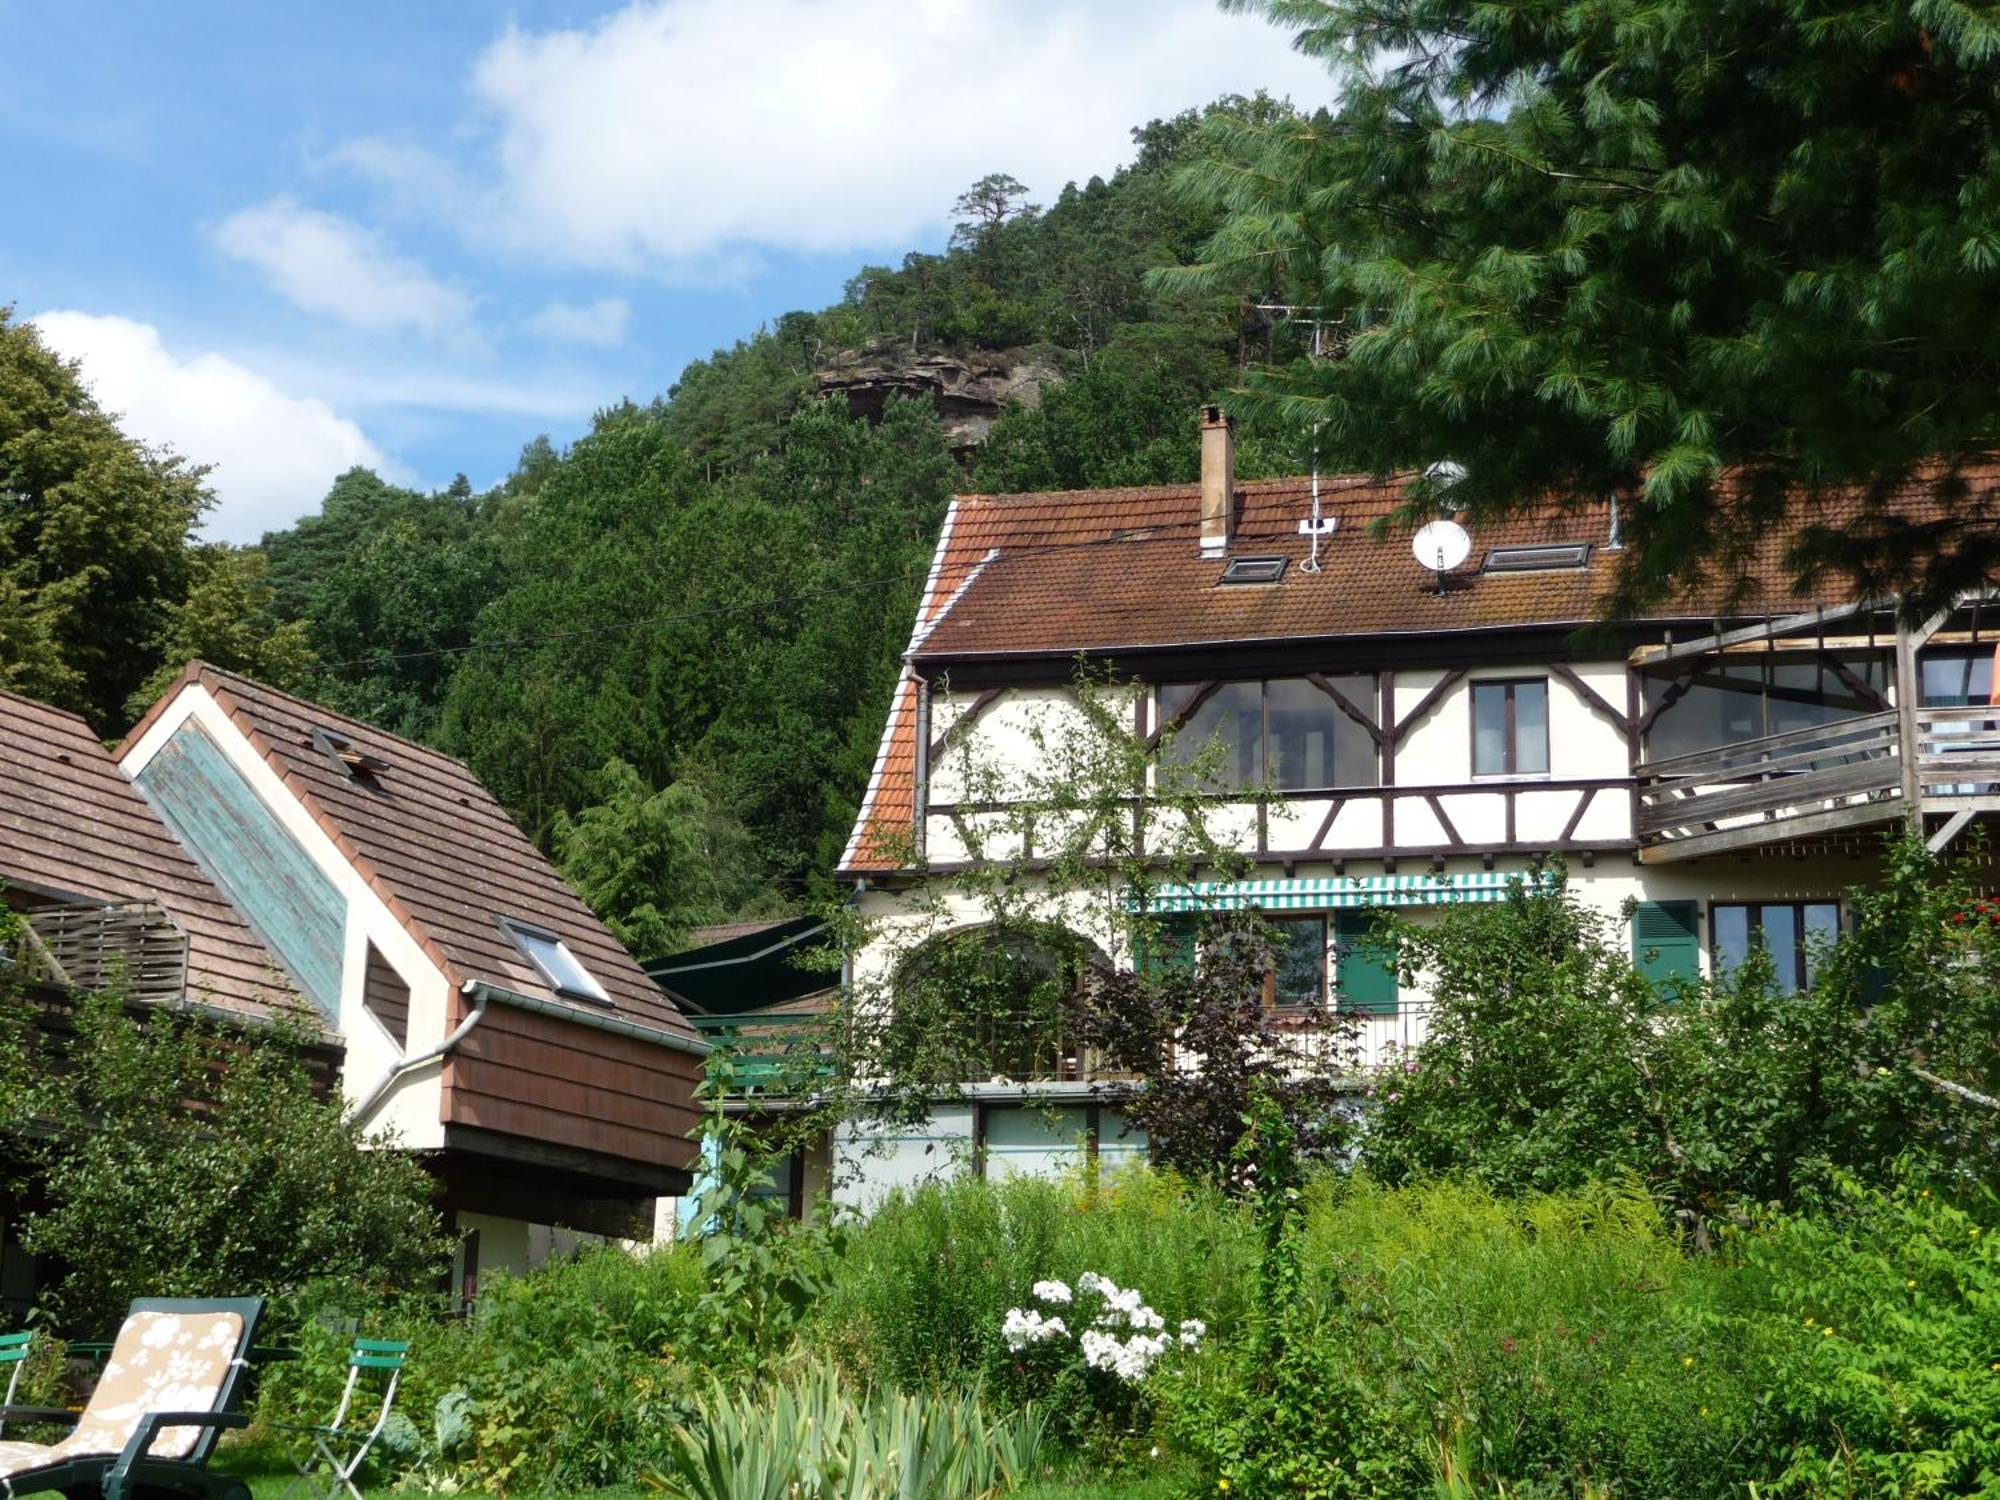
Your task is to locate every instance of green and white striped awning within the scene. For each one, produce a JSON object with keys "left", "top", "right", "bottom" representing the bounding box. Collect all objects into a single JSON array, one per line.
[{"left": 1141, "top": 871, "right": 1550, "bottom": 914}]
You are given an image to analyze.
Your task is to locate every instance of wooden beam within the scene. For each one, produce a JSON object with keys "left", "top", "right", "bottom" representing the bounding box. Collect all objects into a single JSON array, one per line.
[
  {"left": 1306, "top": 673, "right": 1388, "bottom": 746},
  {"left": 1557, "top": 786, "right": 1598, "bottom": 844},
  {"left": 1422, "top": 794, "right": 1464, "bottom": 849},
  {"left": 1821, "top": 653, "right": 1889, "bottom": 710},
  {"left": 928, "top": 688, "right": 1002, "bottom": 765},
  {"left": 1895, "top": 612, "right": 1923, "bottom": 824},
  {"left": 1145, "top": 681, "right": 1221, "bottom": 751},
  {"left": 1927, "top": 808, "right": 1976, "bottom": 854},
  {"left": 1548, "top": 662, "right": 1631, "bottom": 733},
  {"left": 1640, "top": 600, "right": 1882, "bottom": 665},
  {"left": 1636, "top": 670, "right": 1695, "bottom": 736},
  {"left": 1391, "top": 669, "right": 1466, "bottom": 744},
  {"left": 1309, "top": 799, "right": 1343, "bottom": 850},
  {"left": 1638, "top": 801, "right": 1902, "bottom": 862}
]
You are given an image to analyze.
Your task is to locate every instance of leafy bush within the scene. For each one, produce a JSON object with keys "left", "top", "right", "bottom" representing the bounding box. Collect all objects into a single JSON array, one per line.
[
  {"left": 1156, "top": 1174, "right": 1761, "bottom": 1498},
  {"left": 809, "top": 1166, "right": 1252, "bottom": 1402},
  {"left": 1160, "top": 1100, "right": 1416, "bottom": 1498},
  {"left": 17, "top": 990, "right": 446, "bottom": 1332},
  {"left": 253, "top": 1245, "right": 714, "bottom": 1493},
  {"left": 1737, "top": 1174, "right": 2000, "bottom": 1497},
  {"left": 643, "top": 1359, "right": 1046, "bottom": 1500},
  {"left": 1365, "top": 841, "right": 2000, "bottom": 1234},
  {"left": 223, "top": 1162, "right": 2000, "bottom": 1497}
]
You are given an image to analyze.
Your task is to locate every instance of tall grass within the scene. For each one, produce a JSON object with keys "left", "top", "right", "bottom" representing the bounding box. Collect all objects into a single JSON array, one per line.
[
  {"left": 1287, "top": 1176, "right": 1758, "bottom": 1497},
  {"left": 807, "top": 1166, "right": 1255, "bottom": 1390}
]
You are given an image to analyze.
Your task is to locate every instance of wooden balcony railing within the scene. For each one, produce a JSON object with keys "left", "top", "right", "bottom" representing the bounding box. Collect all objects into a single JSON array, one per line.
[
  {"left": 1637, "top": 705, "right": 2000, "bottom": 858},
  {"left": 18, "top": 902, "right": 190, "bottom": 1004}
]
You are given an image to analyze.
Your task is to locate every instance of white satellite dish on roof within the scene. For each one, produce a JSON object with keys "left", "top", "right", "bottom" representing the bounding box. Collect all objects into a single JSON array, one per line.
[{"left": 1412, "top": 519, "right": 1472, "bottom": 574}]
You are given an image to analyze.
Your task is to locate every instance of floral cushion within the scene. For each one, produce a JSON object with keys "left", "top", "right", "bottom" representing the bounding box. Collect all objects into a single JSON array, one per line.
[{"left": 0, "top": 1309, "right": 244, "bottom": 1481}]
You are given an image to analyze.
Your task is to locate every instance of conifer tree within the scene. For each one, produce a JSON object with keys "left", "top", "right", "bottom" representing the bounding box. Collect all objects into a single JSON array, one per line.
[{"left": 1164, "top": 0, "right": 2000, "bottom": 610}]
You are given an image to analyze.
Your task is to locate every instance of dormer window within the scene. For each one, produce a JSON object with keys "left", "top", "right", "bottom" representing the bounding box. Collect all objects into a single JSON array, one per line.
[
  {"left": 499, "top": 917, "right": 610, "bottom": 1003},
  {"left": 1483, "top": 543, "right": 1590, "bottom": 572}
]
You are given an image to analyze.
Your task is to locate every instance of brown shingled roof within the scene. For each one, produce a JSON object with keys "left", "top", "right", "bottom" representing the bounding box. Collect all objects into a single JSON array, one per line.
[
  {"left": 125, "top": 664, "right": 697, "bottom": 1041},
  {"left": 0, "top": 689, "right": 302, "bottom": 1020},
  {"left": 838, "top": 469, "right": 1975, "bottom": 873},
  {"left": 913, "top": 476, "right": 1877, "bottom": 661}
]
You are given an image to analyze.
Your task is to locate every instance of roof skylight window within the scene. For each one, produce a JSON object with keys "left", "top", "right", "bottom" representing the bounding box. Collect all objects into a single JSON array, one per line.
[
  {"left": 1483, "top": 543, "right": 1591, "bottom": 573},
  {"left": 499, "top": 917, "right": 611, "bottom": 1004},
  {"left": 1218, "top": 555, "right": 1288, "bottom": 585}
]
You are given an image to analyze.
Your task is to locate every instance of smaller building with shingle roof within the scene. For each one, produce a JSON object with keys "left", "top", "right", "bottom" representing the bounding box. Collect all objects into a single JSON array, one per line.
[
  {"left": 3, "top": 664, "right": 706, "bottom": 1295},
  {"left": 111, "top": 664, "right": 708, "bottom": 1273}
]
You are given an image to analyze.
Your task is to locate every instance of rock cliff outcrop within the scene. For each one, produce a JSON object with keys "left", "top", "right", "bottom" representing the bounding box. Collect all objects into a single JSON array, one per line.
[{"left": 815, "top": 342, "right": 1062, "bottom": 452}]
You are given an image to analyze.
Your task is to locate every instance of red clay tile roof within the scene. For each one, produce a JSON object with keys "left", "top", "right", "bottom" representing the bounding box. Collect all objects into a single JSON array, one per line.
[
  {"left": 126, "top": 664, "right": 698, "bottom": 1042},
  {"left": 0, "top": 688, "right": 303, "bottom": 1020},
  {"left": 913, "top": 476, "right": 1882, "bottom": 661},
  {"left": 838, "top": 469, "right": 1972, "bottom": 873}
]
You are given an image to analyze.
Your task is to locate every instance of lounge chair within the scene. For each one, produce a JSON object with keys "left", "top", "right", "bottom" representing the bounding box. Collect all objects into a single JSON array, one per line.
[{"left": 0, "top": 1296, "right": 263, "bottom": 1500}]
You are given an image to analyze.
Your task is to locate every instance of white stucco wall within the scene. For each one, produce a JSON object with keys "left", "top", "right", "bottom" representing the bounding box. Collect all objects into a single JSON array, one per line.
[{"left": 924, "top": 664, "right": 1639, "bottom": 866}]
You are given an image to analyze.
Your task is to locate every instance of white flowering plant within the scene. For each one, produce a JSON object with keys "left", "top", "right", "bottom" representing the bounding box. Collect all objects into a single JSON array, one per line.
[{"left": 999, "top": 1272, "right": 1205, "bottom": 1435}]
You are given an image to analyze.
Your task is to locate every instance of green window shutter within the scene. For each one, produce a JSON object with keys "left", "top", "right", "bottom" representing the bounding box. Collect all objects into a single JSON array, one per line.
[
  {"left": 1334, "top": 910, "right": 1397, "bottom": 1015},
  {"left": 1632, "top": 900, "right": 1701, "bottom": 987}
]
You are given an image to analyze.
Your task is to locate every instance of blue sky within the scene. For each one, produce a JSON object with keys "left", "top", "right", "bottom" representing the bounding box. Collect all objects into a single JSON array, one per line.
[{"left": 2, "top": 1, "right": 1331, "bottom": 541}]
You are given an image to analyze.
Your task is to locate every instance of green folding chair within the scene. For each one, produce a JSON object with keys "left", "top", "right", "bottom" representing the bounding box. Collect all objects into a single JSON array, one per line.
[
  {"left": 276, "top": 1337, "right": 410, "bottom": 1500},
  {"left": 0, "top": 1330, "right": 32, "bottom": 1436}
]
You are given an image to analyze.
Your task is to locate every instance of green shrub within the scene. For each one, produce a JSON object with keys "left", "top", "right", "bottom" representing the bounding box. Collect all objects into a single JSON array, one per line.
[
  {"left": 808, "top": 1165, "right": 1253, "bottom": 1401},
  {"left": 253, "top": 1244, "right": 714, "bottom": 1493},
  {"left": 1738, "top": 1174, "right": 2000, "bottom": 1497},
  {"left": 19, "top": 991, "right": 447, "bottom": 1332},
  {"left": 1152, "top": 1174, "right": 1760, "bottom": 1498}
]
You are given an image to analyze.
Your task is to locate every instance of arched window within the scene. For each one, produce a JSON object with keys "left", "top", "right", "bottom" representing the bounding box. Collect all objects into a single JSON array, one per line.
[{"left": 890, "top": 923, "right": 1108, "bottom": 1082}]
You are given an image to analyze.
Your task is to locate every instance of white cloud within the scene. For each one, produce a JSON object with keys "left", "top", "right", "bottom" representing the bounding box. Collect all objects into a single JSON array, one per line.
[
  {"left": 460, "top": 0, "right": 1332, "bottom": 271},
  {"left": 31, "top": 311, "right": 397, "bottom": 542},
  {"left": 528, "top": 296, "right": 632, "bottom": 347},
  {"left": 211, "top": 197, "right": 476, "bottom": 341}
]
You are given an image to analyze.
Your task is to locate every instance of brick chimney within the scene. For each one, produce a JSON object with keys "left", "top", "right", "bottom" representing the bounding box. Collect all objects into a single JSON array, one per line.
[{"left": 1200, "top": 405, "right": 1234, "bottom": 556}]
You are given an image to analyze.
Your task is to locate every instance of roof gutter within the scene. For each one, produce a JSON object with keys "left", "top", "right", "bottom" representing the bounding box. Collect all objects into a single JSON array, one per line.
[{"left": 466, "top": 980, "right": 712, "bottom": 1057}]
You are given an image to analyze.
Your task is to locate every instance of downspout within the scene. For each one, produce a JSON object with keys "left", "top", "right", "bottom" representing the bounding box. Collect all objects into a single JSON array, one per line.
[{"left": 348, "top": 981, "right": 491, "bottom": 1129}]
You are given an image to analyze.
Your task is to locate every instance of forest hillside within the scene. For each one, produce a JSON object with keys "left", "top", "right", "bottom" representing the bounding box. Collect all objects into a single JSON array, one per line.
[{"left": 2, "top": 95, "right": 1313, "bottom": 956}]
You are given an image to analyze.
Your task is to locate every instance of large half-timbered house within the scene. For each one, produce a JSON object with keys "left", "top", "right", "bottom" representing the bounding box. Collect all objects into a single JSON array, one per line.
[{"left": 823, "top": 409, "right": 1998, "bottom": 1206}]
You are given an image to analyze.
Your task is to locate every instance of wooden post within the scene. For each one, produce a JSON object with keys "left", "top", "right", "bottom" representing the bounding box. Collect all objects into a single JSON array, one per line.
[{"left": 1895, "top": 611, "right": 1923, "bottom": 826}]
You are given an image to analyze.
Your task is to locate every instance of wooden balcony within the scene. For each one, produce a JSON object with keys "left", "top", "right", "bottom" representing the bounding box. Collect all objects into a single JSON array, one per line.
[
  {"left": 16, "top": 901, "right": 190, "bottom": 1004},
  {"left": 1637, "top": 706, "right": 2000, "bottom": 860}
]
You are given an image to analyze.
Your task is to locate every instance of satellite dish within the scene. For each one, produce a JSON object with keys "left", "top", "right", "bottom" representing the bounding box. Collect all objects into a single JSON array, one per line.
[
  {"left": 1424, "top": 459, "right": 1469, "bottom": 490},
  {"left": 1412, "top": 519, "right": 1472, "bottom": 574}
]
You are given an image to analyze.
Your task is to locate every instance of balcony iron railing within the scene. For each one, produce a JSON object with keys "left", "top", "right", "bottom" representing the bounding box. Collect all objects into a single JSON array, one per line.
[{"left": 690, "top": 999, "right": 1442, "bottom": 1098}]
